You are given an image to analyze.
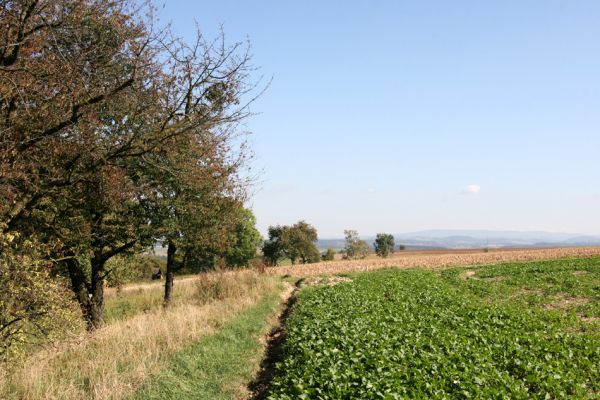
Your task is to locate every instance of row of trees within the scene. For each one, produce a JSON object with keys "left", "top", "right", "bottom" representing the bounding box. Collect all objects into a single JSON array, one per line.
[
  {"left": 1, "top": 0, "right": 263, "bottom": 348},
  {"left": 0, "top": 0, "right": 407, "bottom": 356},
  {"left": 262, "top": 221, "right": 320, "bottom": 265},
  {"left": 342, "top": 231, "right": 396, "bottom": 259},
  {"left": 261, "top": 223, "right": 403, "bottom": 265}
]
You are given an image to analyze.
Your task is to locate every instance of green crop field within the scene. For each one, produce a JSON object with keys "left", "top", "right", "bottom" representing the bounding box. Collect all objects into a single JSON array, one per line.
[{"left": 267, "top": 258, "right": 600, "bottom": 399}]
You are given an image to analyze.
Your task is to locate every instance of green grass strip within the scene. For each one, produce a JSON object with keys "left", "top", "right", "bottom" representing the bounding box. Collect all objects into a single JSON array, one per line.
[{"left": 131, "top": 289, "right": 281, "bottom": 400}]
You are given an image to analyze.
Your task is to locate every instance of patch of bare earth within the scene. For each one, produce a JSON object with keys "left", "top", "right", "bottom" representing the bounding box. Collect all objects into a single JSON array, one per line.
[
  {"left": 267, "top": 247, "right": 600, "bottom": 278},
  {"left": 247, "top": 279, "right": 302, "bottom": 400},
  {"left": 460, "top": 270, "right": 478, "bottom": 280},
  {"left": 514, "top": 288, "right": 545, "bottom": 297},
  {"left": 459, "top": 270, "right": 508, "bottom": 282},
  {"left": 573, "top": 270, "right": 591, "bottom": 276},
  {"left": 235, "top": 282, "right": 294, "bottom": 400},
  {"left": 303, "top": 276, "right": 353, "bottom": 286},
  {"left": 482, "top": 276, "right": 506, "bottom": 282},
  {"left": 543, "top": 294, "right": 590, "bottom": 310}
]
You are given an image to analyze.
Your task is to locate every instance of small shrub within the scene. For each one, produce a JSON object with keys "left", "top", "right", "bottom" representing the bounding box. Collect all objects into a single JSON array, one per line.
[
  {"left": 0, "top": 233, "right": 83, "bottom": 360},
  {"left": 322, "top": 248, "right": 336, "bottom": 261},
  {"left": 221, "top": 208, "right": 262, "bottom": 267},
  {"left": 105, "top": 255, "right": 166, "bottom": 287}
]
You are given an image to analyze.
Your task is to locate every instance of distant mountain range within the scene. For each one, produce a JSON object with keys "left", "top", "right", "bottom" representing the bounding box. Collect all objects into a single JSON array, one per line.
[{"left": 317, "top": 230, "right": 600, "bottom": 251}]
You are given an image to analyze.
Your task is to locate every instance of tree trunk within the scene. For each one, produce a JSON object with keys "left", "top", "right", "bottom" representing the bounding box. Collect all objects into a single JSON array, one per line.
[
  {"left": 88, "top": 256, "right": 106, "bottom": 330},
  {"left": 164, "top": 240, "right": 177, "bottom": 307},
  {"left": 65, "top": 255, "right": 105, "bottom": 330},
  {"left": 65, "top": 256, "right": 93, "bottom": 327}
]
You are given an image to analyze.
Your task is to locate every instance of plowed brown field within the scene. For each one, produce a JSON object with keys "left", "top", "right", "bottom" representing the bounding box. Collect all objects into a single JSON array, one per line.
[{"left": 267, "top": 247, "right": 600, "bottom": 277}]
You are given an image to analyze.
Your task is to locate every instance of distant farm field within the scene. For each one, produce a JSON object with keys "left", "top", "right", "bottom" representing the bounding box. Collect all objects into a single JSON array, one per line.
[
  {"left": 268, "top": 246, "right": 600, "bottom": 277},
  {"left": 267, "top": 258, "right": 600, "bottom": 399}
]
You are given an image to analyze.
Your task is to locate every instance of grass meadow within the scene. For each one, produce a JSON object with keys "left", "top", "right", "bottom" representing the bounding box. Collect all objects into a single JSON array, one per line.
[{"left": 1, "top": 270, "right": 284, "bottom": 400}]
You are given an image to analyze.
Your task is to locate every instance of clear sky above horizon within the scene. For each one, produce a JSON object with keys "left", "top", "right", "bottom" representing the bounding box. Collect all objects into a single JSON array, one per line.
[{"left": 159, "top": 1, "right": 600, "bottom": 238}]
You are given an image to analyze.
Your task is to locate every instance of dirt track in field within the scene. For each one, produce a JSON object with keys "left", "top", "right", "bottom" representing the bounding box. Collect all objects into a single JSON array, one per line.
[{"left": 266, "top": 247, "right": 600, "bottom": 277}]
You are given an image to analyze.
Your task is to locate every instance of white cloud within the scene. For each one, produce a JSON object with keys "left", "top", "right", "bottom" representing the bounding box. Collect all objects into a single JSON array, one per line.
[{"left": 461, "top": 184, "right": 481, "bottom": 195}]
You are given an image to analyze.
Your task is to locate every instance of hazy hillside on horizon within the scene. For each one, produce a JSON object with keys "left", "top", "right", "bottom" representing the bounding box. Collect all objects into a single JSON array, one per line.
[
  {"left": 317, "top": 229, "right": 600, "bottom": 251},
  {"left": 150, "top": 229, "right": 600, "bottom": 254}
]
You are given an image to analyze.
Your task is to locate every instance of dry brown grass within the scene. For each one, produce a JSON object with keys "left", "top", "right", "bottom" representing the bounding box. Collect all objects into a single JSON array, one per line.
[
  {"left": 268, "top": 247, "right": 600, "bottom": 277},
  {"left": 0, "top": 270, "right": 280, "bottom": 400},
  {"left": 104, "top": 275, "right": 198, "bottom": 298}
]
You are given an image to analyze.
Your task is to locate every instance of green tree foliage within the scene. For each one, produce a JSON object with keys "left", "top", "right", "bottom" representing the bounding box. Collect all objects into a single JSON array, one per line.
[
  {"left": 222, "top": 208, "right": 262, "bottom": 268},
  {"left": 172, "top": 206, "right": 261, "bottom": 275},
  {"left": 285, "top": 221, "right": 320, "bottom": 264},
  {"left": 262, "top": 221, "right": 320, "bottom": 265},
  {"left": 321, "top": 248, "right": 336, "bottom": 261},
  {"left": 374, "top": 233, "right": 395, "bottom": 258},
  {"left": 343, "top": 230, "right": 370, "bottom": 259},
  {"left": 0, "top": 232, "right": 82, "bottom": 359},
  {"left": 1, "top": 0, "right": 155, "bottom": 329},
  {"left": 0, "top": 0, "right": 258, "bottom": 327},
  {"left": 105, "top": 255, "right": 166, "bottom": 287},
  {"left": 262, "top": 227, "right": 285, "bottom": 266}
]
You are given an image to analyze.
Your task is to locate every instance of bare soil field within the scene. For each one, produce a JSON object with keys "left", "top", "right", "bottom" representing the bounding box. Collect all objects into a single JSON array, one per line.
[{"left": 267, "top": 246, "right": 600, "bottom": 277}]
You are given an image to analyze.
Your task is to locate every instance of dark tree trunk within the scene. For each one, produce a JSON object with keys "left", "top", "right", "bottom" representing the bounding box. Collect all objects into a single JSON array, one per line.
[
  {"left": 164, "top": 240, "right": 177, "bottom": 307},
  {"left": 65, "top": 255, "right": 105, "bottom": 330},
  {"left": 65, "top": 239, "right": 136, "bottom": 330},
  {"left": 65, "top": 256, "right": 92, "bottom": 327},
  {"left": 89, "top": 256, "right": 106, "bottom": 329}
]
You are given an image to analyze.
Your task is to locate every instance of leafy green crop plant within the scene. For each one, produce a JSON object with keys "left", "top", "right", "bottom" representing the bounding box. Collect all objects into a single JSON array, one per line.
[{"left": 268, "top": 260, "right": 599, "bottom": 399}]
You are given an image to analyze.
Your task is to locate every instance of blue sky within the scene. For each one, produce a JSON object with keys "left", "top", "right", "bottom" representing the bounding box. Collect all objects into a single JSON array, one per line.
[{"left": 159, "top": 1, "right": 600, "bottom": 237}]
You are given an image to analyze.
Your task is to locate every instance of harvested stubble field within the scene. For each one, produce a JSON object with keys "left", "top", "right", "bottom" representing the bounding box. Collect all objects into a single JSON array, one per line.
[{"left": 267, "top": 247, "right": 600, "bottom": 277}]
